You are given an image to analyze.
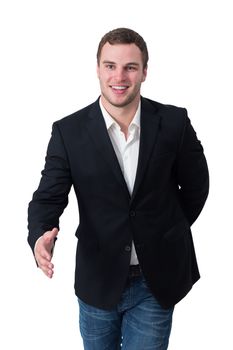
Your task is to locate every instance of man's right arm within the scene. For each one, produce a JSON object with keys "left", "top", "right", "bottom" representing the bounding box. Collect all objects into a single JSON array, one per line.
[{"left": 27, "top": 122, "right": 72, "bottom": 266}]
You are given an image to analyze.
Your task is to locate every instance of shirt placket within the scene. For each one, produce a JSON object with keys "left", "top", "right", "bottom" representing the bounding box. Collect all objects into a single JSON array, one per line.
[{"left": 122, "top": 127, "right": 136, "bottom": 195}]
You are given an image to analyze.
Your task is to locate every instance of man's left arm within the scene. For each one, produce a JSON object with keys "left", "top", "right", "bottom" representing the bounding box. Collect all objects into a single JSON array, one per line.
[{"left": 176, "top": 111, "right": 209, "bottom": 226}]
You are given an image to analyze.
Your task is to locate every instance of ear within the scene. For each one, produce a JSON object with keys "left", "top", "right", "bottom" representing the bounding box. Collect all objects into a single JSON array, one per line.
[
  {"left": 96, "top": 64, "right": 100, "bottom": 79},
  {"left": 142, "top": 67, "right": 147, "bottom": 82}
]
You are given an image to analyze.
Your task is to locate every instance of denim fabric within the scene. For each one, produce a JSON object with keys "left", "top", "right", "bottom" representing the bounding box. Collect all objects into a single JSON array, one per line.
[{"left": 78, "top": 276, "right": 174, "bottom": 349}]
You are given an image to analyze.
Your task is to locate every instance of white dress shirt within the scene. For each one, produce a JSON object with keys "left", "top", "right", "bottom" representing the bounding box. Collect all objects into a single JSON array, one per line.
[{"left": 99, "top": 99, "right": 141, "bottom": 265}]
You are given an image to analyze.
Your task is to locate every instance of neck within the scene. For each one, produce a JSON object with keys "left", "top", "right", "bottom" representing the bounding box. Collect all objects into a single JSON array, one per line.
[{"left": 100, "top": 95, "right": 140, "bottom": 131}]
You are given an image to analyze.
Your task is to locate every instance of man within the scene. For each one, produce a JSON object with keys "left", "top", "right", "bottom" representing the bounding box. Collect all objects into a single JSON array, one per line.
[{"left": 28, "top": 28, "right": 209, "bottom": 349}]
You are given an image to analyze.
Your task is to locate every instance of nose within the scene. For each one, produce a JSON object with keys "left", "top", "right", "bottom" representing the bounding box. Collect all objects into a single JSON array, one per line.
[{"left": 114, "top": 67, "right": 127, "bottom": 81}]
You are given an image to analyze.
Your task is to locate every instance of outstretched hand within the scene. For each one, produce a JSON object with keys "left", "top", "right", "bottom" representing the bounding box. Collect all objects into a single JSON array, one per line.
[{"left": 34, "top": 228, "right": 59, "bottom": 278}]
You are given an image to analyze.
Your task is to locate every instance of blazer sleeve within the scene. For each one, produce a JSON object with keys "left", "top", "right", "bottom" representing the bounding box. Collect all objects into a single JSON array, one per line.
[
  {"left": 27, "top": 122, "right": 72, "bottom": 252},
  {"left": 176, "top": 111, "right": 209, "bottom": 226}
]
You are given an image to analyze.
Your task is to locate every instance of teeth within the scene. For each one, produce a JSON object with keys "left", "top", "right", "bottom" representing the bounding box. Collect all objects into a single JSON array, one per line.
[{"left": 112, "top": 86, "right": 127, "bottom": 90}]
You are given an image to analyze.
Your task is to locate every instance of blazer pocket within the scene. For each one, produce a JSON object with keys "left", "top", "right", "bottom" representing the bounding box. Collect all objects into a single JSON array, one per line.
[
  {"left": 163, "top": 219, "right": 190, "bottom": 242},
  {"left": 75, "top": 227, "right": 83, "bottom": 239}
]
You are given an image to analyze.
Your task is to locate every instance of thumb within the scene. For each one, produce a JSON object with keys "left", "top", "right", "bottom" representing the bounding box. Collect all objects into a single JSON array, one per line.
[
  {"left": 44, "top": 227, "right": 59, "bottom": 241},
  {"left": 50, "top": 227, "right": 59, "bottom": 239}
]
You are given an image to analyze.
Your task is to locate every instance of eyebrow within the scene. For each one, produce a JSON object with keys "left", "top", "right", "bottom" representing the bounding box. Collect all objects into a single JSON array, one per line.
[
  {"left": 102, "top": 60, "right": 140, "bottom": 66},
  {"left": 102, "top": 61, "right": 115, "bottom": 65}
]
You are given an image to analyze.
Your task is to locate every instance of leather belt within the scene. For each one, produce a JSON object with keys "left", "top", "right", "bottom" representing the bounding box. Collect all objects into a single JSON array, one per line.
[{"left": 128, "top": 264, "right": 142, "bottom": 278}]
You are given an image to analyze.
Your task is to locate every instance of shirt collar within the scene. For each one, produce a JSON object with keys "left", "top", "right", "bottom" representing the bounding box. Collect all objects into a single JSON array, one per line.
[{"left": 99, "top": 98, "right": 141, "bottom": 131}]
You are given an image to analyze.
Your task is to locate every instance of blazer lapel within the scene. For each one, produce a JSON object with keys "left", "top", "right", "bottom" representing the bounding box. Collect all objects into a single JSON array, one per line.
[
  {"left": 85, "top": 99, "right": 131, "bottom": 200},
  {"left": 131, "top": 98, "right": 161, "bottom": 202}
]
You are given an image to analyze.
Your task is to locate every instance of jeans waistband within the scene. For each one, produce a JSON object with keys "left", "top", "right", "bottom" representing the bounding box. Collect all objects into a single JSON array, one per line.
[{"left": 128, "top": 264, "right": 142, "bottom": 278}]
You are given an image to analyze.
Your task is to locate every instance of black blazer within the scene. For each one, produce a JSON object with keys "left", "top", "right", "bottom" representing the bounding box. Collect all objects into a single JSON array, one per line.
[{"left": 28, "top": 97, "right": 209, "bottom": 309}]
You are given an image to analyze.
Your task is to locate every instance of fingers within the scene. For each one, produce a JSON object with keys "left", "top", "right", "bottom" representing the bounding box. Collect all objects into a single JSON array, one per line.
[
  {"left": 34, "top": 228, "right": 59, "bottom": 278},
  {"left": 38, "top": 256, "right": 54, "bottom": 278}
]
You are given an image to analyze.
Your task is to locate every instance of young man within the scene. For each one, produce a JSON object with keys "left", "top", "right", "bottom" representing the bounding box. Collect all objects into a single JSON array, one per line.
[{"left": 28, "top": 28, "right": 209, "bottom": 349}]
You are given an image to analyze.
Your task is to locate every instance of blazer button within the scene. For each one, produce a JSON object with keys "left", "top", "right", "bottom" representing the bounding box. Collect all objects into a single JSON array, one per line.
[
  {"left": 125, "top": 245, "right": 131, "bottom": 252},
  {"left": 130, "top": 211, "right": 136, "bottom": 217}
]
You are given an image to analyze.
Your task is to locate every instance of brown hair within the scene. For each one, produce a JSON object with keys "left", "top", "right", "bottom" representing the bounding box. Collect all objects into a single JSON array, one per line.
[{"left": 97, "top": 28, "right": 149, "bottom": 69}]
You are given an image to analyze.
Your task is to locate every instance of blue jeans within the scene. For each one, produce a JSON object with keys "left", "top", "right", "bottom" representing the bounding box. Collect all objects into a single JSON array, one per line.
[{"left": 78, "top": 276, "right": 174, "bottom": 349}]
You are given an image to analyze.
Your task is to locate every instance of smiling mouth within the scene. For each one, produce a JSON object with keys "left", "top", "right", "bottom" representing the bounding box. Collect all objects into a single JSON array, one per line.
[{"left": 110, "top": 85, "right": 129, "bottom": 91}]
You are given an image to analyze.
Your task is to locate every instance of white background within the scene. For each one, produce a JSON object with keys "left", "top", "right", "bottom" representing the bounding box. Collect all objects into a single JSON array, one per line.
[{"left": 1, "top": 0, "right": 232, "bottom": 348}]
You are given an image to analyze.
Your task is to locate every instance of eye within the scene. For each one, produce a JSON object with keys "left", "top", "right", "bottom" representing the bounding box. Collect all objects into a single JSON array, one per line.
[
  {"left": 105, "top": 64, "right": 115, "bottom": 70},
  {"left": 126, "top": 65, "right": 137, "bottom": 71}
]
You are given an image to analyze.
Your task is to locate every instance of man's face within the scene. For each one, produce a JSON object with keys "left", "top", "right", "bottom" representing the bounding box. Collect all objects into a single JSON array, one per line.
[{"left": 97, "top": 43, "right": 147, "bottom": 108}]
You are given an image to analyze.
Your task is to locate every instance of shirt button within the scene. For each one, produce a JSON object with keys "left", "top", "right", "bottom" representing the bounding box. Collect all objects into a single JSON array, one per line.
[
  {"left": 125, "top": 245, "right": 131, "bottom": 252},
  {"left": 130, "top": 211, "right": 136, "bottom": 217}
]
